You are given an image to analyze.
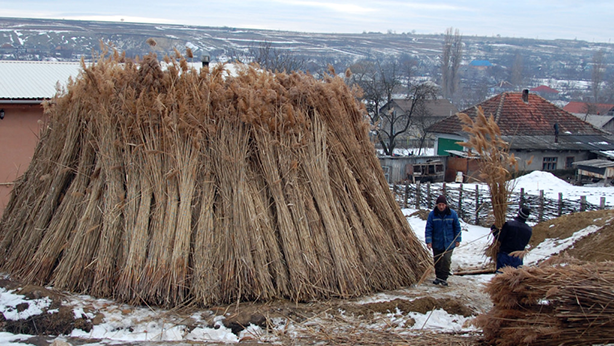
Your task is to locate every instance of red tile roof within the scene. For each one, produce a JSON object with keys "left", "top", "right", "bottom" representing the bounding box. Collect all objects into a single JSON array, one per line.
[
  {"left": 563, "top": 101, "right": 614, "bottom": 115},
  {"left": 428, "top": 92, "right": 605, "bottom": 136},
  {"left": 529, "top": 85, "right": 559, "bottom": 94}
]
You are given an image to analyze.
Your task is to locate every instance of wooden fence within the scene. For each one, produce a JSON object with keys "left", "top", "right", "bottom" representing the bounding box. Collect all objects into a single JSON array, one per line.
[{"left": 392, "top": 182, "right": 609, "bottom": 226}]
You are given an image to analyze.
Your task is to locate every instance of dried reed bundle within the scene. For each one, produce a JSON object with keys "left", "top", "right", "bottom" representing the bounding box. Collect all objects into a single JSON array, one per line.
[
  {"left": 0, "top": 48, "right": 430, "bottom": 308},
  {"left": 22, "top": 127, "right": 97, "bottom": 284},
  {"left": 457, "top": 107, "right": 519, "bottom": 261},
  {"left": 476, "top": 260, "right": 614, "bottom": 346}
]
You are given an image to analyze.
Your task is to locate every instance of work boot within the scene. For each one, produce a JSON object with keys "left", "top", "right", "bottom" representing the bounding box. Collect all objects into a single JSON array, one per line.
[{"left": 433, "top": 278, "right": 449, "bottom": 286}]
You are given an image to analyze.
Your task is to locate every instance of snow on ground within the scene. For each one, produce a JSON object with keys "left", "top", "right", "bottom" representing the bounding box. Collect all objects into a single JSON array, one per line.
[
  {"left": 511, "top": 170, "right": 614, "bottom": 206},
  {"left": 0, "top": 171, "right": 612, "bottom": 344}
]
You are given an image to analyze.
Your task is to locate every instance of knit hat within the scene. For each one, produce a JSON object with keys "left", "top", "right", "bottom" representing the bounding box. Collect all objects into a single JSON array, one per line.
[
  {"left": 436, "top": 195, "right": 447, "bottom": 205},
  {"left": 518, "top": 206, "right": 531, "bottom": 220}
]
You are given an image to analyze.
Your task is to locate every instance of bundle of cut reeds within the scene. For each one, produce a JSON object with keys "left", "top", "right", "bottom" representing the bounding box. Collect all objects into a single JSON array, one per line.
[
  {"left": 457, "top": 107, "right": 519, "bottom": 261},
  {"left": 476, "top": 259, "right": 614, "bottom": 346},
  {"left": 0, "top": 48, "right": 431, "bottom": 308}
]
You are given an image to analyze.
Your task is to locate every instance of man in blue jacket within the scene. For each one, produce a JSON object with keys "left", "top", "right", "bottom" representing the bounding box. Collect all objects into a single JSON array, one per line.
[{"left": 425, "top": 195, "right": 462, "bottom": 286}]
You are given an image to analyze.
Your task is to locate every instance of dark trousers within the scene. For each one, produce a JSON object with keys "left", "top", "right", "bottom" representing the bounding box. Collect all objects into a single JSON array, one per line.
[
  {"left": 433, "top": 248, "right": 453, "bottom": 281},
  {"left": 496, "top": 252, "right": 523, "bottom": 272}
]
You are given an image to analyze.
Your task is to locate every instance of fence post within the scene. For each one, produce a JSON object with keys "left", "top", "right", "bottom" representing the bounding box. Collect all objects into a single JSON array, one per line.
[
  {"left": 475, "top": 184, "right": 480, "bottom": 225},
  {"left": 415, "top": 181, "right": 421, "bottom": 209},
  {"left": 520, "top": 188, "right": 525, "bottom": 207},
  {"left": 558, "top": 192, "right": 563, "bottom": 217},
  {"left": 600, "top": 197, "right": 606, "bottom": 210},
  {"left": 580, "top": 196, "right": 587, "bottom": 212},
  {"left": 442, "top": 182, "right": 447, "bottom": 197},
  {"left": 404, "top": 183, "right": 409, "bottom": 209},
  {"left": 427, "top": 182, "right": 432, "bottom": 209},
  {"left": 458, "top": 183, "right": 463, "bottom": 218},
  {"left": 538, "top": 190, "right": 544, "bottom": 222}
]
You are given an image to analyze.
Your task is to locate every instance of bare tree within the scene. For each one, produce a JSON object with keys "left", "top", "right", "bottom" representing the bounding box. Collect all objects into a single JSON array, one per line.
[
  {"left": 582, "top": 102, "right": 598, "bottom": 120},
  {"left": 348, "top": 57, "right": 436, "bottom": 156},
  {"left": 249, "top": 41, "right": 305, "bottom": 72},
  {"left": 348, "top": 58, "right": 403, "bottom": 126},
  {"left": 376, "top": 83, "right": 438, "bottom": 155},
  {"left": 441, "top": 27, "right": 463, "bottom": 99},
  {"left": 511, "top": 53, "right": 524, "bottom": 89},
  {"left": 602, "top": 75, "right": 614, "bottom": 104},
  {"left": 348, "top": 59, "right": 386, "bottom": 122},
  {"left": 591, "top": 49, "right": 606, "bottom": 103},
  {"left": 409, "top": 84, "right": 442, "bottom": 155}
]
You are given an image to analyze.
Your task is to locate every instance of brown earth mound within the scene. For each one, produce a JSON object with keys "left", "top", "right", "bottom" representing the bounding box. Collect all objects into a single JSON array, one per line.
[{"left": 530, "top": 209, "right": 614, "bottom": 262}]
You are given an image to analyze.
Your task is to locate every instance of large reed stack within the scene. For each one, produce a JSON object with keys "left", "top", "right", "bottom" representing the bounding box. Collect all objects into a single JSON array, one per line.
[
  {"left": 477, "top": 259, "right": 614, "bottom": 346},
  {"left": 0, "top": 51, "right": 431, "bottom": 308}
]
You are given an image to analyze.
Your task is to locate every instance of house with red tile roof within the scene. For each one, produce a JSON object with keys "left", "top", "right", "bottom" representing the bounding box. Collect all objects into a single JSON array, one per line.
[
  {"left": 563, "top": 101, "right": 614, "bottom": 116},
  {"left": 529, "top": 85, "right": 559, "bottom": 101},
  {"left": 530, "top": 85, "right": 559, "bottom": 94},
  {"left": 426, "top": 90, "right": 614, "bottom": 180}
]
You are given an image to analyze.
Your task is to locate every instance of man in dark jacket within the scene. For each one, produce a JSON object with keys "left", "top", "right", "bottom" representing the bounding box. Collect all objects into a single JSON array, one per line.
[
  {"left": 425, "top": 195, "right": 462, "bottom": 286},
  {"left": 492, "top": 206, "right": 533, "bottom": 271}
]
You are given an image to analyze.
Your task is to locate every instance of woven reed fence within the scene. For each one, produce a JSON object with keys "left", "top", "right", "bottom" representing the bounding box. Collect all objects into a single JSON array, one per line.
[
  {"left": 476, "top": 259, "right": 614, "bottom": 346},
  {"left": 0, "top": 51, "right": 431, "bottom": 308},
  {"left": 393, "top": 182, "right": 607, "bottom": 226}
]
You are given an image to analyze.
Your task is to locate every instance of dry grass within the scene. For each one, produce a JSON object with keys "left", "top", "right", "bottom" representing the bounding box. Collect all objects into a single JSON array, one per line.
[
  {"left": 457, "top": 107, "right": 523, "bottom": 262},
  {"left": 476, "top": 258, "right": 614, "bottom": 346},
  {"left": 0, "top": 48, "right": 431, "bottom": 308}
]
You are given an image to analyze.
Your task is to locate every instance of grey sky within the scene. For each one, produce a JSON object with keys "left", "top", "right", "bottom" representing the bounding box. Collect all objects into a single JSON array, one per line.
[{"left": 2, "top": 0, "right": 612, "bottom": 43}]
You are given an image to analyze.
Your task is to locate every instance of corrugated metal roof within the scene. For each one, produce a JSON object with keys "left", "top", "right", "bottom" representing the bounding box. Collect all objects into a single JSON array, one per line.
[
  {"left": 573, "top": 159, "right": 614, "bottom": 168},
  {"left": 573, "top": 114, "right": 614, "bottom": 128},
  {"left": 0, "top": 60, "right": 84, "bottom": 100},
  {"left": 445, "top": 150, "right": 474, "bottom": 158},
  {"left": 502, "top": 134, "right": 614, "bottom": 151},
  {"left": 0, "top": 61, "right": 213, "bottom": 101},
  {"left": 597, "top": 150, "right": 614, "bottom": 159}
]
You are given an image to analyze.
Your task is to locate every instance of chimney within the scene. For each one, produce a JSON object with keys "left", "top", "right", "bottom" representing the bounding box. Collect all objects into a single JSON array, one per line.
[
  {"left": 201, "top": 55, "right": 210, "bottom": 68},
  {"left": 522, "top": 89, "right": 529, "bottom": 103},
  {"left": 554, "top": 123, "right": 559, "bottom": 144}
]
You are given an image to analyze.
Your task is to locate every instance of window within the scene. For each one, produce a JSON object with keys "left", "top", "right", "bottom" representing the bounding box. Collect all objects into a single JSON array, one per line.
[
  {"left": 542, "top": 157, "right": 558, "bottom": 170},
  {"left": 565, "top": 157, "right": 574, "bottom": 169}
]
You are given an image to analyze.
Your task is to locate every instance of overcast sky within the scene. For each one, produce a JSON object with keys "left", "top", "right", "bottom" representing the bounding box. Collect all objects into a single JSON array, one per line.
[{"left": 2, "top": 0, "right": 613, "bottom": 43}]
